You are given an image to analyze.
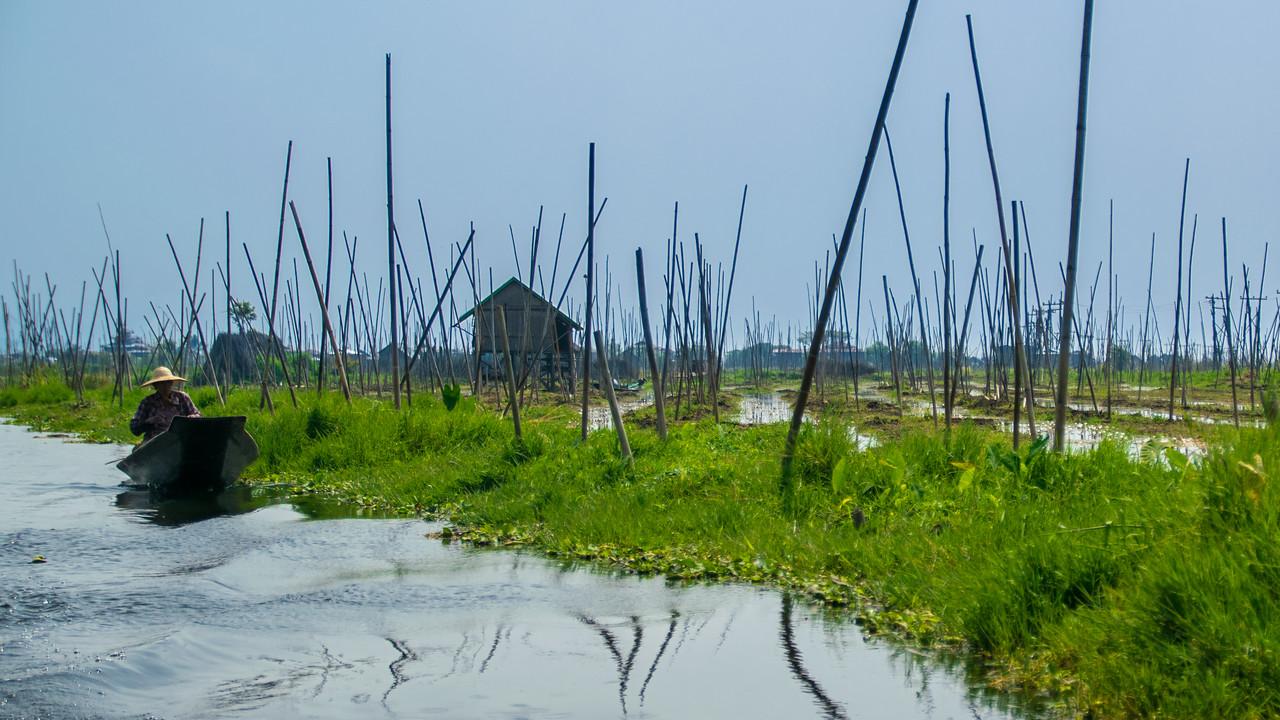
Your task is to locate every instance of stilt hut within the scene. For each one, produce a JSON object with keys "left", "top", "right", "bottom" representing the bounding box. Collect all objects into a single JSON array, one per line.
[{"left": 458, "top": 277, "right": 580, "bottom": 389}]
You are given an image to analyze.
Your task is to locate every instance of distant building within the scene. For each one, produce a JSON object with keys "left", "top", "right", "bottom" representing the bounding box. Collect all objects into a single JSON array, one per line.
[{"left": 458, "top": 277, "right": 580, "bottom": 388}]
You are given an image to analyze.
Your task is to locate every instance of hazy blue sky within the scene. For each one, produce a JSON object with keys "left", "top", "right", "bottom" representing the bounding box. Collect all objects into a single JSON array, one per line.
[{"left": 3, "top": 1, "right": 1277, "bottom": 345}]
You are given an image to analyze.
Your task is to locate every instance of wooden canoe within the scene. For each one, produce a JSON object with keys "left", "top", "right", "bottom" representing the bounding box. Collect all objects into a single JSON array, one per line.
[{"left": 117, "top": 416, "right": 259, "bottom": 497}]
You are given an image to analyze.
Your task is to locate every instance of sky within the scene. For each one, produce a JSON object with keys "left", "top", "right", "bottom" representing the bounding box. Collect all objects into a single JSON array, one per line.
[{"left": 2, "top": 1, "right": 1278, "bottom": 349}]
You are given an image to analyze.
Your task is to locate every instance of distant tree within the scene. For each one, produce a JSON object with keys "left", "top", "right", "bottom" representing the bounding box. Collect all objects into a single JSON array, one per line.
[{"left": 230, "top": 300, "right": 256, "bottom": 334}]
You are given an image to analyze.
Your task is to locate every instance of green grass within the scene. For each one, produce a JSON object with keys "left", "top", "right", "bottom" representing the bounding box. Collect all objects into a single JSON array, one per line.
[{"left": 3, "top": 376, "right": 1278, "bottom": 718}]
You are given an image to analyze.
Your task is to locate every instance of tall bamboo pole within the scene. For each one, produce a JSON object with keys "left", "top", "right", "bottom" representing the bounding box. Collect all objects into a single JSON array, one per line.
[
  {"left": 1169, "top": 158, "right": 1190, "bottom": 420},
  {"left": 1222, "top": 219, "right": 1240, "bottom": 428},
  {"left": 966, "top": 14, "right": 1037, "bottom": 444},
  {"left": 385, "top": 53, "right": 400, "bottom": 409},
  {"left": 1054, "top": 0, "right": 1095, "bottom": 450},
  {"left": 580, "top": 143, "right": 597, "bottom": 441},
  {"left": 883, "top": 128, "right": 937, "bottom": 426},
  {"left": 781, "top": 0, "right": 920, "bottom": 483},
  {"left": 942, "top": 92, "right": 953, "bottom": 430}
]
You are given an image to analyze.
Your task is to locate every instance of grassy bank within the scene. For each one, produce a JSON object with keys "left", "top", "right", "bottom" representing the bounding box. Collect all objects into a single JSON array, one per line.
[{"left": 3, "top": 378, "right": 1277, "bottom": 718}]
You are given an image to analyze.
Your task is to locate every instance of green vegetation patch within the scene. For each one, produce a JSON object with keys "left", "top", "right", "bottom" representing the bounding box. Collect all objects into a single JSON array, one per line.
[{"left": 4, "top": 378, "right": 1278, "bottom": 718}]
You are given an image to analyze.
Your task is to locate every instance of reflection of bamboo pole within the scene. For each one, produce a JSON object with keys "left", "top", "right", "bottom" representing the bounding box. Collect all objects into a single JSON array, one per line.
[
  {"left": 594, "top": 329, "right": 631, "bottom": 462},
  {"left": 636, "top": 248, "right": 667, "bottom": 440},
  {"left": 497, "top": 308, "right": 522, "bottom": 441},
  {"left": 782, "top": 0, "right": 920, "bottom": 482},
  {"left": 291, "top": 201, "right": 351, "bottom": 403}
]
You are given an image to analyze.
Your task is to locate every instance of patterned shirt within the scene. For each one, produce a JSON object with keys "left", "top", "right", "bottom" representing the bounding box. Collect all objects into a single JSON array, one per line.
[{"left": 130, "top": 391, "right": 200, "bottom": 440}]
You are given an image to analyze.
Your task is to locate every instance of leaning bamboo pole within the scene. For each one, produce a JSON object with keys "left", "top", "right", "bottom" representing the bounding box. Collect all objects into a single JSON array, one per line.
[
  {"left": 497, "top": 308, "right": 522, "bottom": 442},
  {"left": 781, "top": 0, "right": 920, "bottom": 484},
  {"left": 165, "top": 232, "right": 224, "bottom": 404},
  {"left": 635, "top": 247, "right": 668, "bottom": 440},
  {"left": 290, "top": 201, "right": 351, "bottom": 403},
  {"left": 966, "top": 13, "right": 1037, "bottom": 444},
  {"left": 883, "top": 128, "right": 938, "bottom": 426},
  {"left": 595, "top": 329, "right": 632, "bottom": 462}
]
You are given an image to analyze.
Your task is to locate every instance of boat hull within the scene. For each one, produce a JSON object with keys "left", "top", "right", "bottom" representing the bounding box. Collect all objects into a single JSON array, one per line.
[{"left": 117, "top": 416, "right": 259, "bottom": 497}]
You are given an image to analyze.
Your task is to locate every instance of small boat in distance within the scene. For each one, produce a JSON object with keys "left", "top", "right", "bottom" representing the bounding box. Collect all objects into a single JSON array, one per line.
[{"left": 117, "top": 416, "right": 259, "bottom": 498}]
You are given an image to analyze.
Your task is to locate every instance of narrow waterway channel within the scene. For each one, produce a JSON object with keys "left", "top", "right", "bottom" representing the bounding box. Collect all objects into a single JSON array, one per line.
[{"left": 0, "top": 422, "right": 1035, "bottom": 719}]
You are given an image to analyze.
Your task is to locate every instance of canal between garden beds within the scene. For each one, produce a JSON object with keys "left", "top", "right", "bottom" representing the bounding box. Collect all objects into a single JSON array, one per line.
[{"left": 0, "top": 422, "right": 1037, "bottom": 719}]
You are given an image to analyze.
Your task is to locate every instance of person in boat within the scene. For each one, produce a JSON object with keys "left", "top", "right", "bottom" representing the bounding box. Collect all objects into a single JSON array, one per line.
[{"left": 130, "top": 367, "right": 201, "bottom": 442}]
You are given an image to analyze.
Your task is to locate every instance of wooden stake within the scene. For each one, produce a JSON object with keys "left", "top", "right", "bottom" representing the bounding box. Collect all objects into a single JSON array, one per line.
[
  {"left": 497, "top": 307, "right": 522, "bottom": 441},
  {"left": 594, "top": 329, "right": 632, "bottom": 462},
  {"left": 782, "top": 0, "right": 920, "bottom": 483},
  {"left": 291, "top": 201, "right": 352, "bottom": 403}
]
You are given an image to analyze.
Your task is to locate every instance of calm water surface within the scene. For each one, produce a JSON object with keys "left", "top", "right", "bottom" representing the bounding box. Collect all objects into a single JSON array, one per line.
[{"left": 0, "top": 422, "right": 1034, "bottom": 719}]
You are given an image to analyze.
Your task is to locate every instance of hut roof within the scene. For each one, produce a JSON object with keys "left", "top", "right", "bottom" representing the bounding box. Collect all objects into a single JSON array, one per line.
[{"left": 456, "top": 277, "right": 582, "bottom": 330}]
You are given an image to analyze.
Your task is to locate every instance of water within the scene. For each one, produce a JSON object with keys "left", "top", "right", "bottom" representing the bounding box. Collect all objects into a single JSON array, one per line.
[{"left": 0, "top": 422, "right": 1033, "bottom": 719}]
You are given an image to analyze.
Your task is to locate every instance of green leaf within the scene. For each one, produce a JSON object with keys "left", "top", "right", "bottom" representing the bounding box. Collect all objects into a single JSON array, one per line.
[
  {"left": 957, "top": 467, "right": 975, "bottom": 493},
  {"left": 831, "top": 457, "right": 849, "bottom": 495},
  {"left": 1027, "top": 435, "right": 1049, "bottom": 462},
  {"left": 442, "top": 383, "right": 462, "bottom": 411}
]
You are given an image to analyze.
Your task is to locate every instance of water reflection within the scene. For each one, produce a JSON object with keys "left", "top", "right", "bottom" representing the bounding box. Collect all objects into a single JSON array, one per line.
[
  {"left": 113, "top": 485, "right": 271, "bottom": 526},
  {"left": 780, "top": 594, "right": 849, "bottom": 720}
]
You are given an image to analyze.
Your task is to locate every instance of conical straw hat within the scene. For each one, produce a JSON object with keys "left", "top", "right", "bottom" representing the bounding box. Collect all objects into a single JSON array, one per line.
[{"left": 141, "top": 366, "right": 186, "bottom": 387}]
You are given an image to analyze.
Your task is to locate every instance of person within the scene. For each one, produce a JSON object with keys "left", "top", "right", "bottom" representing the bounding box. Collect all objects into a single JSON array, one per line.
[{"left": 130, "top": 367, "right": 201, "bottom": 442}]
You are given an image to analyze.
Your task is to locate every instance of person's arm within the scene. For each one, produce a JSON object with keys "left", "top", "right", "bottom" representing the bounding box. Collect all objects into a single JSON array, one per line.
[
  {"left": 129, "top": 398, "right": 152, "bottom": 436},
  {"left": 181, "top": 392, "right": 201, "bottom": 417}
]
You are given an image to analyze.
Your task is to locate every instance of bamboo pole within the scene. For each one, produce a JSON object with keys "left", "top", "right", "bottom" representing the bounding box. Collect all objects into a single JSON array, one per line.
[
  {"left": 318, "top": 158, "right": 335, "bottom": 395},
  {"left": 781, "top": 0, "right": 920, "bottom": 483},
  {"left": 966, "top": 14, "right": 1037, "bottom": 443},
  {"left": 594, "top": 329, "right": 632, "bottom": 462},
  {"left": 580, "top": 143, "right": 597, "bottom": 441},
  {"left": 385, "top": 53, "right": 400, "bottom": 409},
  {"left": 942, "top": 92, "right": 953, "bottom": 430},
  {"left": 165, "top": 232, "right": 224, "bottom": 404},
  {"left": 497, "top": 307, "right": 522, "bottom": 441},
  {"left": 1168, "top": 158, "right": 1189, "bottom": 420},
  {"left": 290, "top": 201, "right": 351, "bottom": 402},
  {"left": 1105, "top": 199, "right": 1114, "bottom": 419},
  {"left": 883, "top": 128, "right": 938, "bottom": 426},
  {"left": 635, "top": 248, "right": 668, "bottom": 440},
  {"left": 1222, "top": 219, "right": 1239, "bottom": 428}
]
